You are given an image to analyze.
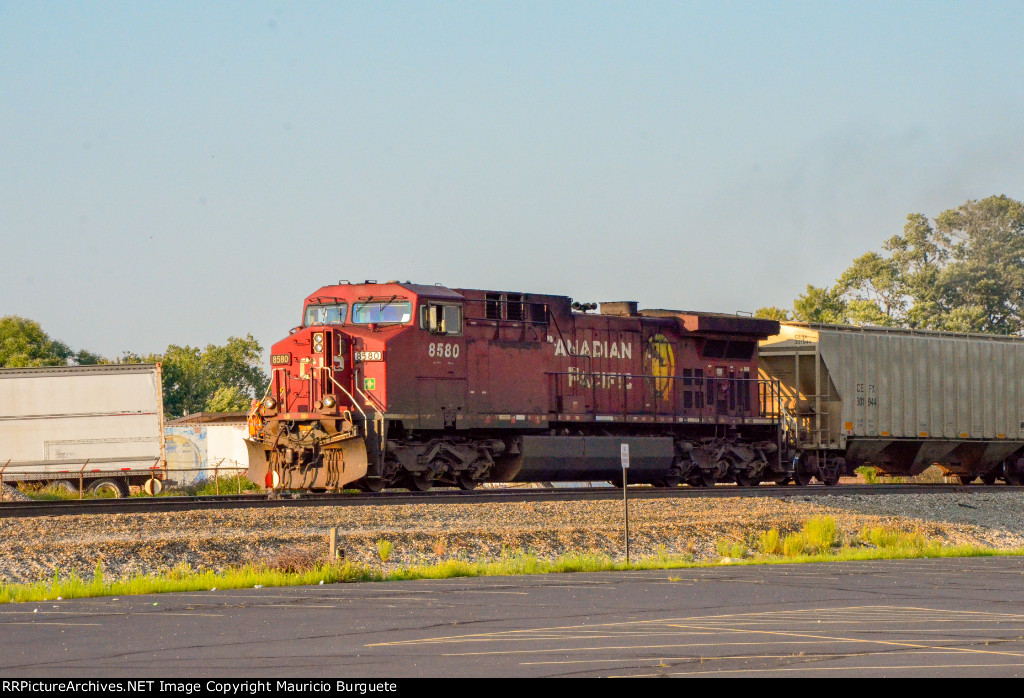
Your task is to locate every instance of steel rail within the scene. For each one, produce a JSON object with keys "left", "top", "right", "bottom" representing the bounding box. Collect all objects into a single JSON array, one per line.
[{"left": 0, "top": 483, "right": 1021, "bottom": 519}]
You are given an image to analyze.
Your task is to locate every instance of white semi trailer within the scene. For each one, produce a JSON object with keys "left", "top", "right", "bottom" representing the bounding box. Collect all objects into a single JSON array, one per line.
[{"left": 0, "top": 364, "right": 165, "bottom": 497}]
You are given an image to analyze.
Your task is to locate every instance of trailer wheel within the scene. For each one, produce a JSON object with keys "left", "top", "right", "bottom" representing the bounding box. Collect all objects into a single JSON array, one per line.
[
  {"left": 88, "top": 479, "right": 128, "bottom": 498},
  {"left": 53, "top": 480, "right": 78, "bottom": 494}
]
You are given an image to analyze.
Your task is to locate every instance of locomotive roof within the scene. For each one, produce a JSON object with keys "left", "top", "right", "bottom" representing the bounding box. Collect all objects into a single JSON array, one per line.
[
  {"left": 640, "top": 309, "right": 779, "bottom": 338},
  {"left": 306, "top": 282, "right": 465, "bottom": 302}
]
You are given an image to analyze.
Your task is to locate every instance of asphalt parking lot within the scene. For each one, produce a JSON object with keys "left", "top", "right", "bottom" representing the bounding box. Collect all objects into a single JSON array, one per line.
[{"left": 2, "top": 556, "right": 1023, "bottom": 677}]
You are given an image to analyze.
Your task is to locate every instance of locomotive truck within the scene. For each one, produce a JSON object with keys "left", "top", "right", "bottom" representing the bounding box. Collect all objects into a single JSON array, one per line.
[{"left": 246, "top": 281, "right": 790, "bottom": 491}]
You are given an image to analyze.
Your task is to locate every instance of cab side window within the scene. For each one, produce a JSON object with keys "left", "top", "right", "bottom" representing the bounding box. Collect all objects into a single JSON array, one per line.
[{"left": 420, "top": 303, "right": 463, "bottom": 336}]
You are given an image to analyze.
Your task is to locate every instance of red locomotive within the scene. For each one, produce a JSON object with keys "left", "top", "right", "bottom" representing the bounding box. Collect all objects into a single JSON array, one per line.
[{"left": 246, "top": 281, "right": 787, "bottom": 491}]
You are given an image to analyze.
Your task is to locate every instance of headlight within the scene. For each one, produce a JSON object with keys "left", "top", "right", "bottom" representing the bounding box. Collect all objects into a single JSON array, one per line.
[
  {"left": 313, "top": 332, "right": 324, "bottom": 353},
  {"left": 322, "top": 395, "right": 337, "bottom": 408},
  {"left": 262, "top": 397, "right": 277, "bottom": 410}
]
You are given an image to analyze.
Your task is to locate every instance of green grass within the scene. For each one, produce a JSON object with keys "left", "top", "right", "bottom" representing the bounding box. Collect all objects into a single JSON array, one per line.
[
  {"left": 3, "top": 516, "right": 1021, "bottom": 605},
  {"left": 15, "top": 483, "right": 116, "bottom": 501},
  {"left": 132, "top": 474, "right": 263, "bottom": 497}
]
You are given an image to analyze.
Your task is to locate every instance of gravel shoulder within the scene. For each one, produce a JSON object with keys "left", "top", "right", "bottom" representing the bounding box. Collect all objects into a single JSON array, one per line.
[{"left": 1, "top": 491, "right": 1023, "bottom": 585}]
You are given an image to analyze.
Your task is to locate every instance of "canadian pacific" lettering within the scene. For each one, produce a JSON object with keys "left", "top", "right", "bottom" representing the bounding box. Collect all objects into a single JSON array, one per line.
[{"left": 553, "top": 339, "right": 633, "bottom": 359}]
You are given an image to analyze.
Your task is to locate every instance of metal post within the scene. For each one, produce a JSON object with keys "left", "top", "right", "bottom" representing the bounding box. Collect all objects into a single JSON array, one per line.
[
  {"left": 0, "top": 460, "right": 9, "bottom": 502},
  {"left": 329, "top": 527, "right": 338, "bottom": 561},
  {"left": 79, "top": 460, "right": 89, "bottom": 499},
  {"left": 214, "top": 459, "right": 221, "bottom": 495},
  {"left": 620, "top": 442, "right": 630, "bottom": 565},
  {"left": 623, "top": 465, "right": 630, "bottom": 565}
]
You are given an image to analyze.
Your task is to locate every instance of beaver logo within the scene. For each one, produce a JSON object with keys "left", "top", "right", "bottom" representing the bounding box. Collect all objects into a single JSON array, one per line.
[{"left": 643, "top": 333, "right": 675, "bottom": 402}]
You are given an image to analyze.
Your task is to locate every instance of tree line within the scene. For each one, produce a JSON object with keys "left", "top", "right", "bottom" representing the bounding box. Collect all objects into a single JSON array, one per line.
[
  {"left": 0, "top": 316, "right": 268, "bottom": 420},
  {"left": 757, "top": 194, "right": 1024, "bottom": 335}
]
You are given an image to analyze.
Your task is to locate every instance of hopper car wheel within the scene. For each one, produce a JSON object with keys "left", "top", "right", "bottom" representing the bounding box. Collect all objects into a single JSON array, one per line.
[
  {"left": 457, "top": 473, "right": 478, "bottom": 491},
  {"left": 1007, "top": 470, "right": 1023, "bottom": 486},
  {"left": 774, "top": 477, "right": 792, "bottom": 486},
  {"left": 958, "top": 475, "right": 976, "bottom": 485},
  {"left": 407, "top": 473, "right": 433, "bottom": 492},
  {"left": 88, "top": 479, "right": 127, "bottom": 498},
  {"left": 820, "top": 471, "right": 840, "bottom": 487},
  {"left": 609, "top": 475, "right": 625, "bottom": 488},
  {"left": 982, "top": 472, "right": 998, "bottom": 486},
  {"left": 794, "top": 471, "right": 813, "bottom": 487}
]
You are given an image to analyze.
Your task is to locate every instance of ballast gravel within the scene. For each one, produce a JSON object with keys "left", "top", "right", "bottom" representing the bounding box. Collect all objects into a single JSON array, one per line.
[{"left": 1, "top": 491, "right": 1023, "bottom": 585}]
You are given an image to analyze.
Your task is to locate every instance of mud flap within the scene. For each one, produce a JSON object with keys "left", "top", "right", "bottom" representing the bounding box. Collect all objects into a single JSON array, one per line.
[{"left": 245, "top": 439, "right": 273, "bottom": 489}]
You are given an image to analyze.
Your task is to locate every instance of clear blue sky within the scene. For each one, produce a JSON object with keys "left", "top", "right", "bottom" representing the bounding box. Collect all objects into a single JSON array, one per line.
[{"left": 3, "top": 1, "right": 1023, "bottom": 357}]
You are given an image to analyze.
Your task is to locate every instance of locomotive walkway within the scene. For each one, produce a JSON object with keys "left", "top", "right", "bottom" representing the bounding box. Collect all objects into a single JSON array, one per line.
[{"left": 1, "top": 483, "right": 1021, "bottom": 518}]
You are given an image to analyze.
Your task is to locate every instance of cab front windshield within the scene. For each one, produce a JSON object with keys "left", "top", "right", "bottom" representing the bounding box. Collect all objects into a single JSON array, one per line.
[
  {"left": 304, "top": 303, "right": 348, "bottom": 326},
  {"left": 352, "top": 300, "right": 413, "bottom": 325}
]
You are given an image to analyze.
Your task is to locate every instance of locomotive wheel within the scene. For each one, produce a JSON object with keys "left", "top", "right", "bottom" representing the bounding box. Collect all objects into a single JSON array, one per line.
[
  {"left": 457, "top": 473, "right": 478, "bottom": 491},
  {"left": 359, "top": 477, "right": 385, "bottom": 493},
  {"left": 958, "top": 474, "right": 975, "bottom": 485},
  {"left": 734, "top": 472, "right": 760, "bottom": 487},
  {"left": 657, "top": 473, "right": 683, "bottom": 488},
  {"left": 689, "top": 470, "right": 716, "bottom": 488},
  {"left": 407, "top": 473, "right": 433, "bottom": 492}
]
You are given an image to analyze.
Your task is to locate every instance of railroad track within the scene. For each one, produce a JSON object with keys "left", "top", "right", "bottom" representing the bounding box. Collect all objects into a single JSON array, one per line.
[{"left": 0, "top": 483, "right": 1021, "bottom": 518}]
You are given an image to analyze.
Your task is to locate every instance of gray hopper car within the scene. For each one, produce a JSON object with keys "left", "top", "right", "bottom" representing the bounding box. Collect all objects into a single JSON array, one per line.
[{"left": 759, "top": 323, "right": 1024, "bottom": 485}]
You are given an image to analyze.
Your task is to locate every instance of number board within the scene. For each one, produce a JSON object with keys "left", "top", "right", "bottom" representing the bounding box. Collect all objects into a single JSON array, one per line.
[{"left": 355, "top": 351, "right": 384, "bottom": 362}]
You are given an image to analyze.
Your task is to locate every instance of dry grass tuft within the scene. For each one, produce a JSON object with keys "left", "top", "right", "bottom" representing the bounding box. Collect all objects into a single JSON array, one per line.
[{"left": 260, "top": 547, "right": 321, "bottom": 574}]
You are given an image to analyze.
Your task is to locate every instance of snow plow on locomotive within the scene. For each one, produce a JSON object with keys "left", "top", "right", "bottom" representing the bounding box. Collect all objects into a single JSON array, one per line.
[{"left": 246, "top": 281, "right": 801, "bottom": 492}]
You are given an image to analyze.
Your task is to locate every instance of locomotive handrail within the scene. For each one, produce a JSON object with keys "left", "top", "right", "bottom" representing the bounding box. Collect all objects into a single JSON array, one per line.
[
  {"left": 248, "top": 369, "right": 284, "bottom": 421},
  {"left": 355, "top": 382, "right": 385, "bottom": 413},
  {"left": 320, "top": 367, "right": 368, "bottom": 422}
]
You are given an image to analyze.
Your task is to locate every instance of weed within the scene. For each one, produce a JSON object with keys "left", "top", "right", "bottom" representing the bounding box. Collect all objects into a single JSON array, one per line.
[
  {"left": 782, "top": 533, "right": 805, "bottom": 557},
  {"left": 715, "top": 539, "right": 732, "bottom": 557},
  {"left": 730, "top": 542, "right": 748, "bottom": 559},
  {"left": 376, "top": 539, "right": 394, "bottom": 565},
  {"left": 758, "top": 528, "right": 782, "bottom": 556},
  {"left": 167, "top": 562, "right": 193, "bottom": 580},
  {"left": 855, "top": 466, "right": 881, "bottom": 484},
  {"left": 801, "top": 517, "right": 838, "bottom": 554}
]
